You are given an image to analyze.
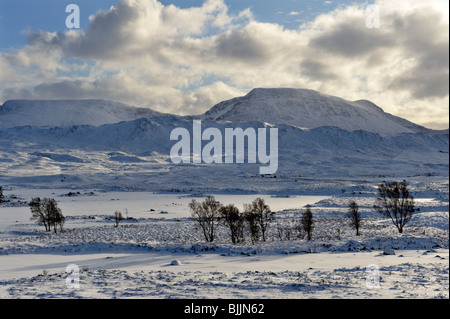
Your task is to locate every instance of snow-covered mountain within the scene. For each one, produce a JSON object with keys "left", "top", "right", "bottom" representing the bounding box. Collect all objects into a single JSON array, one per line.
[
  {"left": 1, "top": 90, "right": 445, "bottom": 135},
  {"left": 0, "top": 99, "right": 168, "bottom": 129},
  {"left": 0, "top": 89, "right": 448, "bottom": 189},
  {"left": 201, "top": 88, "right": 443, "bottom": 135},
  {"left": 0, "top": 116, "right": 448, "bottom": 189}
]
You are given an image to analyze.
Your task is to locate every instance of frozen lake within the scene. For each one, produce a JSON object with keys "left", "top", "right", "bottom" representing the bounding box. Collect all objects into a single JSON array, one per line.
[{"left": 0, "top": 188, "right": 330, "bottom": 233}]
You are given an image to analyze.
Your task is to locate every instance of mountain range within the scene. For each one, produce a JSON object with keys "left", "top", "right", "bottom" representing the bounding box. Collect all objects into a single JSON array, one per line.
[
  {"left": 1, "top": 88, "right": 447, "bottom": 135},
  {"left": 0, "top": 88, "right": 448, "bottom": 190}
]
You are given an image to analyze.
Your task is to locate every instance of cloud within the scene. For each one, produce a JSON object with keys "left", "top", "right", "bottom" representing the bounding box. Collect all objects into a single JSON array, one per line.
[
  {"left": 309, "top": 19, "right": 395, "bottom": 58},
  {"left": 385, "top": 7, "right": 449, "bottom": 99},
  {"left": 0, "top": 0, "right": 448, "bottom": 129},
  {"left": 300, "top": 59, "right": 337, "bottom": 81},
  {"left": 304, "top": 2, "right": 449, "bottom": 98}
]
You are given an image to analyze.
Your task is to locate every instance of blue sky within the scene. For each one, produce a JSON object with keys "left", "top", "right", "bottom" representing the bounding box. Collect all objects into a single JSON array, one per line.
[
  {"left": 0, "top": 0, "right": 448, "bottom": 129},
  {"left": 0, "top": 0, "right": 357, "bottom": 49}
]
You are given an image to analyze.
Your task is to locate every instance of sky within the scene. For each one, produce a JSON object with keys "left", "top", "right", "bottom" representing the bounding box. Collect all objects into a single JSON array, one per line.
[{"left": 0, "top": 0, "right": 448, "bottom": 129}]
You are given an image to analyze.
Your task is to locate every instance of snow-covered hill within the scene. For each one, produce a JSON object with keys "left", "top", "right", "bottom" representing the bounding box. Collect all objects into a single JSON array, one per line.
[
  {"left": 0, "top": 116, "right": 448, "bottom": 189},
  {"left": 0, "top": 89, "right": 448, "bottom": 189},
  {"left": 201, "top": 88, "right": 444, "bottom": 135},
  {"left": 1, "top": 90, "right": 446, "bottom": 135},
  {"left": 0, "top": 99, "right": 168, "bottom": 129}
]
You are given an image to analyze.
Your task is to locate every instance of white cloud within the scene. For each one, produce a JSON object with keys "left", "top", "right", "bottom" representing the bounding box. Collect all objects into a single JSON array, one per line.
[{"left": 0, "top": 0, "right": 448, "bottom": 128}]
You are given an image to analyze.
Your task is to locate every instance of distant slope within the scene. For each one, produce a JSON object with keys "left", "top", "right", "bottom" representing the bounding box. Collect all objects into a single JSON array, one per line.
[
  {"left": 201, "top": 88, "right": 441, "bottom": 135},
  {"left": 0, "top": 117, "right": 448, "bottom": 188},
  {"left": 0, "top": 99, "right": 167, "bottom": 129},
  {"left": 353, "top": 99, "right": 448, "bottom": 135}
]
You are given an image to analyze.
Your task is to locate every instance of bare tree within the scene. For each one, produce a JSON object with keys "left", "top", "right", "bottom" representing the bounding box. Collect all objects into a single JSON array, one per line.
[
  {"left": 29, "top": 197, "right": 64, "bottom": 233},
  {"left": 347, "top": 200, "right": 362, "bottom": 236},
  {"left": 114, "top": 211, "right": 124, "bottom": 227},
  {"left": 243, "top": 205, "right": 260, "bottom": 244},
  {"left": 301, "top": 206, "right": 314, "bottom": 241},
  {"left": 30, "top": 197, "right": 49, "bottom": 232},
  {"left": 374, "top": 180, "right": 418, "bottom": 233},
  {"left": 254, "top": 198, "right": 274, "bottom": 242},
  {"left": 189, "top": 196, "right": 222, "bottom": 242},
  {"left": 244, "top": 198, "right": 274, "bottom": 242},
  {"left": 46, "top": 199, "right": 64, "bottom": 233},
  {"left": 219, "top": 204, "right": 245, "bottom": 244}
]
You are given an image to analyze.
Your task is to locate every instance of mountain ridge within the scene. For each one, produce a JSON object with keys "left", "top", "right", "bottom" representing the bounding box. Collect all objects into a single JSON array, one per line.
[
  {"left": 1, "top": 89, "right": 447, "bottom": 135},
  {"left": 201, "top": 88, "right": 447, "bottom": 135},
  {"left": 0, "top": 99, "right": 171, "bottom": 129},
  {"left": 0, "top": 90, "right": 448, "bottom": 189}
]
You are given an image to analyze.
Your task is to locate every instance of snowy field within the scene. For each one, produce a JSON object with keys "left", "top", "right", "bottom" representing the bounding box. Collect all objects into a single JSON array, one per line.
[{"left": 0, "top": 179, "right": 448, "bottom": 299}]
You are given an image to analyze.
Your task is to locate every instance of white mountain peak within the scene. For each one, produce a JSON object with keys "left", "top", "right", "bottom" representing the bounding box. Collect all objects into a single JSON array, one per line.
[{"left": 201, "top": 88, "right": 429, "bottom": 135}]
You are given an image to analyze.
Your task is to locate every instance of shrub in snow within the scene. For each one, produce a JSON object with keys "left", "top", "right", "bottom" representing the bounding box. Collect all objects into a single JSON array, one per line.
[
  {"left": 276, "top": 222, "right": 295, "bottom": 241},
  {"left": 171, "top": 260, "right": 182, "bottom": 266},
  {"left": 114, "top": 211, "right": 124, "bottom": 227}
]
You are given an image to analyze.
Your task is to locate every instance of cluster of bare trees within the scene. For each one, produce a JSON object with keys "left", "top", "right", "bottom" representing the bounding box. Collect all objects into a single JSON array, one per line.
[
  {"left": 191, "top": 181, "right": 417, "bottom": 244},
  {"left": 190, "top": 197, "right": 321, "bottom": 244},
  {"left": 188, "top": 195, "right": 347, "bottom": 244},
  {"left": 189, "top": 196, "right": 275, "bottom": 244},
  {"left": 29, "top": 197, "right": 65, "bottom": 233}
]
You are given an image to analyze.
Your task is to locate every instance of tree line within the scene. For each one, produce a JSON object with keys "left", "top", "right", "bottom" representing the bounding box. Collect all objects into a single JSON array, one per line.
[
  {"left": 190, "top": 180, "right": 418, "bottom": 244},
  {"left": 189, "top": 196, "right": 318, "bottom": 244},
  {"left": 24, "top": 180, "right": 417, "bottom": 239}
]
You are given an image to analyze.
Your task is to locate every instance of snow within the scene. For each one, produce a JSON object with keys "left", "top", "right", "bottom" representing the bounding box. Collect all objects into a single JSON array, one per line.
[
  {"left": 0, "top": 181, "right": 448, "bottom": 299},
  {"left": 201, "top": 88, "right": 446, "bottom": 135},
  {"left": 0, "top": 117, "right": 447, "bottom": 191},
  {"left": 1, "top": 249, "right": 448, "bottom": 299},
  {"left": 0, "top": 99, "right": 168, "bottom": 129},
  {"left": 0, "top": 91, "right": 447, "bottom": 193},
  {"left": 0, "top": 90, "right": 448, "bottom": 299}
]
